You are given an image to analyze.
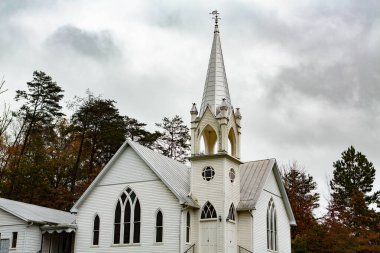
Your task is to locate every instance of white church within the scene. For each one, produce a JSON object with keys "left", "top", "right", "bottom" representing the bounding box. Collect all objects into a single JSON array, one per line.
[{"left": 0, "top": 12, "right": 295, "bottom": 253}]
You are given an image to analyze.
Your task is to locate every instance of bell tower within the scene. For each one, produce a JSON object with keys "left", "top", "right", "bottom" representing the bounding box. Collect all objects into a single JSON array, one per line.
[{"left": 190, "top": 11, "right": 242, "bottom": 253}]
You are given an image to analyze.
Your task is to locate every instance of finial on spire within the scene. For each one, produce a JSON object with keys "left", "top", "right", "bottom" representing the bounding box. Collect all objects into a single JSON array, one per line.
[{"left": 210, "top": 10, "right": 220, "bottom": 32}]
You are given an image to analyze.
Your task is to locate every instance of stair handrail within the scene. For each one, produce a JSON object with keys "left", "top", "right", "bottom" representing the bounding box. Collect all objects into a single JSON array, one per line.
[
  {"left": 184, "top": 243, "right": 195, "bottom": 253},
  {"left": 238, "top": 245, "right": 253, "bottom": 253}
]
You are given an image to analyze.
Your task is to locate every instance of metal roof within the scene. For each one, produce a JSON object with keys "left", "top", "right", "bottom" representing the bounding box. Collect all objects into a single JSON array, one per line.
[
  {"left": 238, "top": 159, "right": 296, "bottom": 225},
  {"left": 0, "top": 198, "right": 75, "bottom": 225},
  {"left": 71, "top": 140, "right": 198, "bottom": 212},
  {"left": 238, "top": 159, "right": 275, "bottom": 210},
  {"left": 128, "top": 141, "right": 198, "bottom": 207},
  {"left": 200, "top": 21, "right": 232, "bottom": 116}
]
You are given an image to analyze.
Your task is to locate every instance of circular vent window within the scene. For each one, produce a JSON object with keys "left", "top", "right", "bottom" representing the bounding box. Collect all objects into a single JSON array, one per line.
[
  {"left": 229, "top": 168, "right": 235, "bottom": 183},
  {"left": 202, "top": 166, "right": 215, "bottom": 181}
]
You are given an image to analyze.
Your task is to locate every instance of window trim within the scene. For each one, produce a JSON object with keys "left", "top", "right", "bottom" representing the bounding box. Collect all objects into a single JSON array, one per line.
[
  {"left": 112, "top": 187, "right": 142, "bottom": 246},
  {"left": 92, "top": 214, "right": 100, "bottom": 246},
  {"left": 267, "top": 198, "right": 278, "bottom": 252},
  {"left": 202, "top": 166, "right": 215, "bottom": 181},
  {"left": 154, "top": 209, "right": 164, "bottom": 244},
  {"left": 185, "top": 211, "right": 191, "bottom": 244},
  {"left": 11, "top": 232, "right": 17, "bottom": 249},
  {"left": 227, "top": 203, "right": 236, "bottom": 222},
  {"left": 200, "top": 201, "right": 218, "bottom": 220}
]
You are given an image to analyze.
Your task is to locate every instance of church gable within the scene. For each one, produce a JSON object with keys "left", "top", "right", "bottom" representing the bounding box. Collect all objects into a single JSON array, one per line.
[
  {"left": 263, "top": 167, "right": 281, "bottom": 196},
  {"left": 98, "top": 146, "right": 158, "bottom": 186},
  {"left": 72, "top": 140, "right": 196, "bottom": 212}
]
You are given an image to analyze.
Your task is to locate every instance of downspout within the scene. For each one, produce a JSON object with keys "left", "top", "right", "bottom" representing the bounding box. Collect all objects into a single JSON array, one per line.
[
  {"left": 250, "top": 209, "right": 254, "bottom": 252},
  {"left": 25, "top": 222, "right": 34, "bottom": 252},
  {"left": 179, "top": 205, "right": 185, "bottom": 253},
  {"left": 40, "top": 233, "right": 44, "bottom": 253}
]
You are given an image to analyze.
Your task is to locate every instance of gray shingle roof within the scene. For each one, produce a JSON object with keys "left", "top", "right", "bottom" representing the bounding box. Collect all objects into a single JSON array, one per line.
[
  {"left": 238, "top": 159, "right": 275, "bottom": 210},
  {"left": 0, "top": 198, "right": 75, "bottom": 225}
]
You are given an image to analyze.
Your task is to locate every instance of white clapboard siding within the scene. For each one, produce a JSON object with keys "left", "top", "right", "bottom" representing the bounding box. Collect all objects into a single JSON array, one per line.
[
  {"left": 0, "top": 209, "right": 41, "bottom": 253},
  {"left": 252, "top": 170, "right": 291, "bottom": 253},
  {"left": 74, "top": 147, "right": 182, "bottom": 253},
  {"left": 237, "top": 211, "right": 252, "bottom": 250}
]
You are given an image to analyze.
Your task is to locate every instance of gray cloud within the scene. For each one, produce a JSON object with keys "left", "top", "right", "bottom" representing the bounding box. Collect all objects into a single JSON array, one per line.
[{"left": 45, "top": 25, "right": 120, "bottom": 60}]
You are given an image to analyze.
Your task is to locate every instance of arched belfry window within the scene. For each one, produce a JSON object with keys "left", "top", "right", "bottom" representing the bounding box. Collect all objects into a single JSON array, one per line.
[
  {"left": 93, "top": 214, "right": 100, "bottom": 245},
  {"left": 267, "top": 198, "right": 277, "bottom": 251},
  {"left": 114, "top": 187, "right": 141, "bottom": 244},
  {"left": 228, "top": 128, "right": 237, "bottom": 157},
  {"left": 200, "top": 125, "right": 218, "bottom": 155},
  {"left": 227, "top": 203, "right": 235, "bottom": 221},
  {"left": 155, "top": 210, "right": 163, "bottom": 243},
  {"left": 201, "top": 201, "right": 217, "bottom": 219}
]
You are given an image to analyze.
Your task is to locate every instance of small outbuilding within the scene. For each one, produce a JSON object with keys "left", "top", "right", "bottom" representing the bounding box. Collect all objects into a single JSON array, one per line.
[{"left": 0, "top": 198, "right": 76, "bottom": 253}]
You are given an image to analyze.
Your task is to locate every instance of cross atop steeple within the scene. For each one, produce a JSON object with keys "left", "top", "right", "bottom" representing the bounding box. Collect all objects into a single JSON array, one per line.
[
  {"left": 210, "top": 10, "right": 220, "bottom": 32},
  {"left": 200, "top": 10, "right": 232, "bottom": 116}
]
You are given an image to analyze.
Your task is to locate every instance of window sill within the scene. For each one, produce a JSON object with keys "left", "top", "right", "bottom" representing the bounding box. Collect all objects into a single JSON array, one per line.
[
  {"left": 154, "top": 242, "right": 164, "bottom": 245},
  {"left": 111, "top": 243, "right": 141, "bottom": 247},
  {"left": 90, "top": 245, "right": 99, "bottom": 248},
  {"left": 200, "top": 218, "right": 217, "bottom": 222}
]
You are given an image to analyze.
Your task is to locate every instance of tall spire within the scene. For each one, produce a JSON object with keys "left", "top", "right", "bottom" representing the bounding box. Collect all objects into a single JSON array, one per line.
[{"left": 200, "top": 10, "right": 232, "bottom": 116}]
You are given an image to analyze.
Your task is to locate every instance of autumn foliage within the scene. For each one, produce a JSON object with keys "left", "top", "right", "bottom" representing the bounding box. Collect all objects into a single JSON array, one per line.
[{"left": 0, "top": 71, "right": 189, "bottom": 210}]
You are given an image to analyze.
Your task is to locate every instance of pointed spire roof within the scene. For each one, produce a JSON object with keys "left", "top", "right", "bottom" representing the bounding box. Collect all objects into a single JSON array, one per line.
[{"left": 200, "top": 11, "right": 232, "bottom": 116}]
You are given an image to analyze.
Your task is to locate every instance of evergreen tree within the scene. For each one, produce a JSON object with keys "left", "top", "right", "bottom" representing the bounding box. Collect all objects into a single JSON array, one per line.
[
  {"left": 282, "top": 162, "right": 322, "bottom": 252},
  {"left": 125, "top": 116, "right": 162, "bottom": 149},
  {"left": 327, "top": 146, "right": 380, "bottom": 251},
  {"left": 5, "top": 71, "right": 64, "bottom": 199},
  {"left": 155, "top": 115, "right": 190, "bottom": 163},
  {"left": 69, "top": 92, "right": 126, "bottom": 193}
]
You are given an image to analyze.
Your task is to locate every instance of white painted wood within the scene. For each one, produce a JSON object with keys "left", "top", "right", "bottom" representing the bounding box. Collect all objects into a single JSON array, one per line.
[
  {"left": 200, "top": 221, "right": 217, "bottom": 253},
  {"left": 252, "top": 170, "right": 291, "bottom": 253},
  {"left": 237, "top": 211, "right": 251, "bottom": 250},
  {"left": 0, "top": 209, "right": 41, "bottom": 253},
  {"left": 74, "top": 147, "right": 182, "bottom": 253}
]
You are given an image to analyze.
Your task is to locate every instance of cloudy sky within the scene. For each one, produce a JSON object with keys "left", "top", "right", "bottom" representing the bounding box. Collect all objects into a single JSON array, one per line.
[{"left": 1, "top": 0, "right": 379, "bottom": 213}]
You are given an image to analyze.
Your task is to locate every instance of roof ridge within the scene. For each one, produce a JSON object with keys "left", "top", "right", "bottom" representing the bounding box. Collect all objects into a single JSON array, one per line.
[{"left": 0, "top": 197, "right": 70, "bottom": 214}]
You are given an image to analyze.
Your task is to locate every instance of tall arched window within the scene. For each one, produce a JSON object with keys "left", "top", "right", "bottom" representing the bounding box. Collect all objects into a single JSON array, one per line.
[
  {"left": 267, "top": 198, "right": 277, "bottom": 251},
  {"left": 155, "top": 210, "right": 163, "bottom": 243},
  {"left": 114, "top": 187, "right": 141, "bottom": 244},
  {"left": 93, "top": 215, "right": 100, "bottom": 246},
  {"left": 227, "top": 203, "right": 235, "bottom": 221},
  {"left": 201, "top": 201, "right": 217, "bottom": 219},
  {"left": 186, "top": 211, "right": 190, "bottom": 243}
]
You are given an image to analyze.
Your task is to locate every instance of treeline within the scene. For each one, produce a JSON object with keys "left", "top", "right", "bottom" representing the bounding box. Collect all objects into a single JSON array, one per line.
[
  {"left": 283, "top": 147, "right": 380, "bottom": 252},
  {"left": 0, "top": 71, "right": 190, "bottom": 210}
]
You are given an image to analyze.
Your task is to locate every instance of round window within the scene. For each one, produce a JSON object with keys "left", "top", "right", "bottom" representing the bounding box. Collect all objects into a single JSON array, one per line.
[
  {"left": 229, "top": 168, "right": 235, "bottom": 183},
  {"left": 202, "top": 166, "right": 215, "bottom": 181}
]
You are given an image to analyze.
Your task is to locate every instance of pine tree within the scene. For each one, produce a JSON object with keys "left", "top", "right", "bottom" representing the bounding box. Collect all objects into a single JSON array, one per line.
[
  {"left": 327, "top": 146, "right": 380, "bottom": 251},
  {"left": 282, "top": 162, "right": 322, "bottom": 252},
  {"left": 5, "top": 71, "right": 64, "bottom": 199},
  {"left": 155, "top": 115, "right": 190, "bottom": 163}
]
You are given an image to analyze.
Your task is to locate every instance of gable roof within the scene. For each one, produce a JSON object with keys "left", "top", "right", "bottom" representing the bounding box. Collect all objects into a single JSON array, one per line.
[
  {"left": 238, "top": 159, "right": 296, "bottom": 225},
  {"left": 71, "top": 140, "right": 197, "bottom": 212},
  {"left": 0, "top": 198, "right": 75, "bottom": 225}
]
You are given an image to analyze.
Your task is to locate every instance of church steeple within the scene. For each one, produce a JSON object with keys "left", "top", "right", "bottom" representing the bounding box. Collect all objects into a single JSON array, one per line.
[
  {"left": 190, "top": 11, "right": 241, "bottom": 159},
  {"left": 200, "top": 10, "right": 232, "bottom": 116}
]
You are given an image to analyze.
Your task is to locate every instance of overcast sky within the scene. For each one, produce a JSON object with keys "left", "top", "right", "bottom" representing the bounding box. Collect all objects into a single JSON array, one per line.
[{"left": 1, "top": 0, "right": 379, "bottom": 213}]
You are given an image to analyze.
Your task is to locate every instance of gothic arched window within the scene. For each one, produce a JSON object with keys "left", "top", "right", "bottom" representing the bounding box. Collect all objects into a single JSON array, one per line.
[
  {"left": 186, "top": 211, "right": 191, "bottom": 243},
  {"left": 114, "top": 187, "right": 141, "bottom": 244},
  {"left": 227, "top": 203, "right": 235, "bottom": 221},
  {"left": 201, "top": 201, "right": 217, "bottom": 219},
  {"left": 267, "top": 198, "right": 277, "bottom": 251},
  {"left": 93, "top": 214, "right": 100, "bottom": 246},
  {"left": 155, "top": 210, "right": 163, "bottom": 243}
]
